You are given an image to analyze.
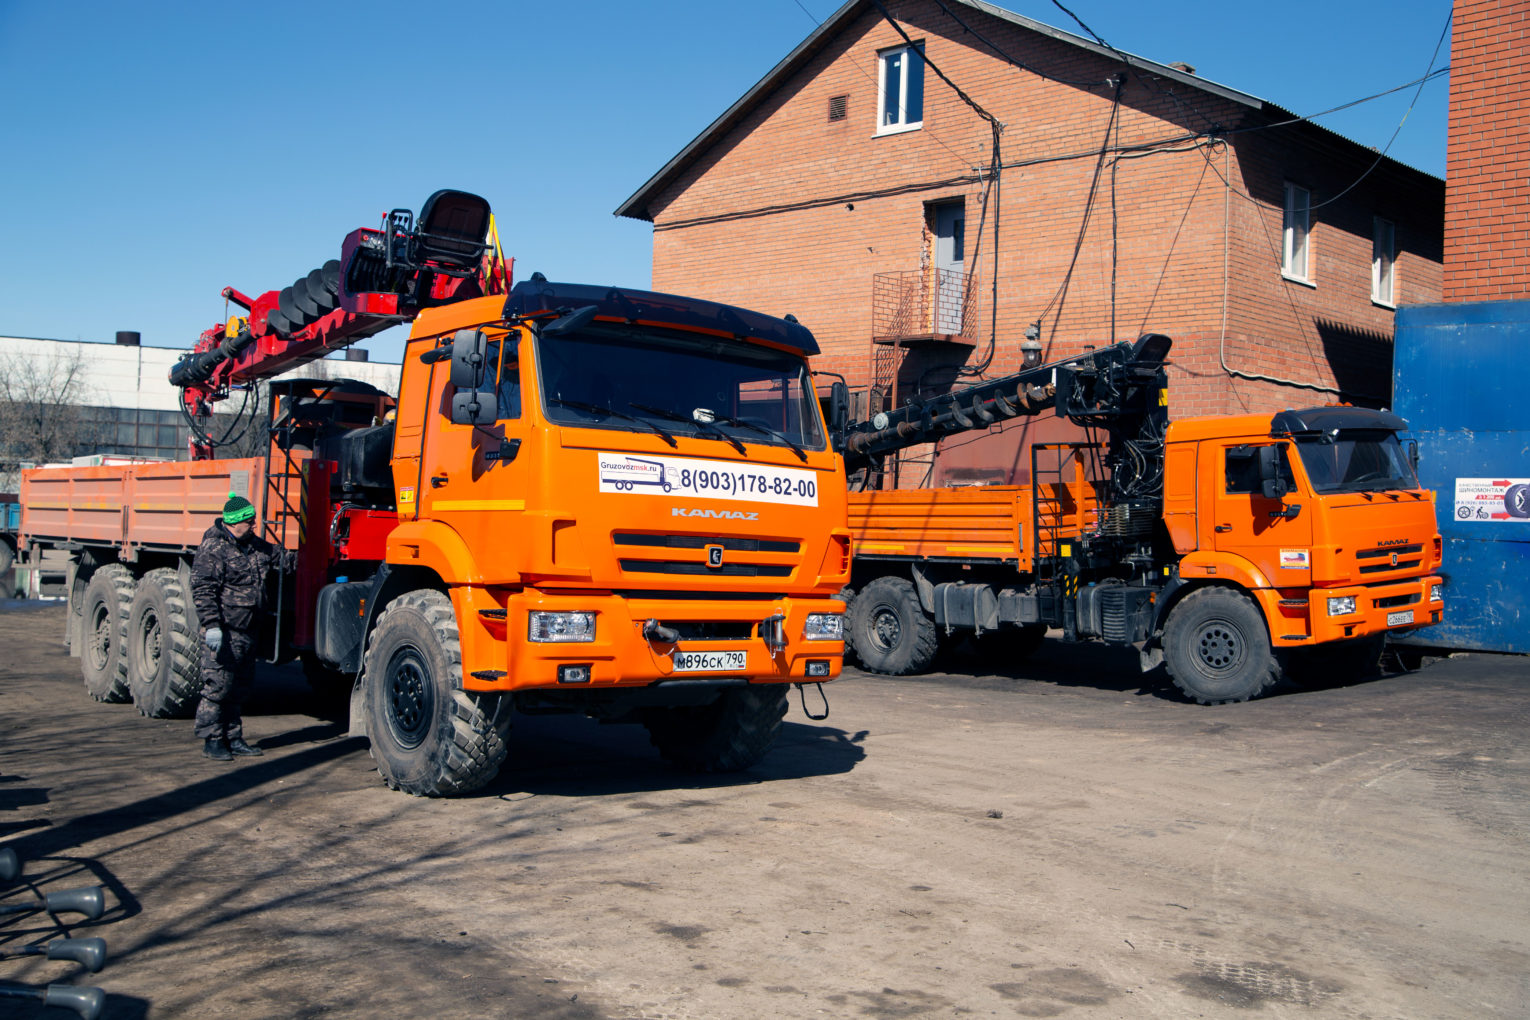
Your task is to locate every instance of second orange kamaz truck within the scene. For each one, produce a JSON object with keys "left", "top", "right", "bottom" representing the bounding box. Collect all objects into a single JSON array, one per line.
[{"left": 840, "top": 334, "right": 1443, "bottom": 704}]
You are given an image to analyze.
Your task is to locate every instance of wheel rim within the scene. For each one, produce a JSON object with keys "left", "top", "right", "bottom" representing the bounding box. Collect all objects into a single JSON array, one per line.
[
  {"left": 1194, "top": 618, "right": 1246, "bottom": 676},
  {"left": 137, "top": 608, "right": 162, "bottom": 684},
  {"left": 384, "top": 647, "right": 433, "bottom": 749},
  {"left": 89, "top": 602, "right": 112, "bottom": 672},
  {"left": 870, "top": 604, "right": 902, "bottom": 651}
]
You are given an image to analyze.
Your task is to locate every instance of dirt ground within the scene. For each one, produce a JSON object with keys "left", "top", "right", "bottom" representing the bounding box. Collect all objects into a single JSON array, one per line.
[{"left": 1, "top": 602, "right": 1527, "bottom": 1019}]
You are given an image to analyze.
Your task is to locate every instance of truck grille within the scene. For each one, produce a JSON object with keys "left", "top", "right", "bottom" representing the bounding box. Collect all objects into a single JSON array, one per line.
[
  {"left": 614, "top": 533, "right": 799, "bottom": 553},
  {"left": 614, "top": 532, "right": 799, "bottom": 578},
  {"left": 1356, "top": 544, "right": 1423, "bottom": 574}
]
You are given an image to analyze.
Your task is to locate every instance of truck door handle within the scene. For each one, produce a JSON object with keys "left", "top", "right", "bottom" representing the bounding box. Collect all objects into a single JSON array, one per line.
[
  {"left": 1215, "top": 524, "right": 1232, "bottom": 533},
  {"left": 430, "top": 474, "right": 449, "bottom": 488}
]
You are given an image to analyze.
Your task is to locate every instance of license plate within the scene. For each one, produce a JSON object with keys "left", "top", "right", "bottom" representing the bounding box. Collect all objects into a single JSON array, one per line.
[
  {"left": 672, "top": 650, "right": 748, "bottom": 673},
  {"left": 1386, "top": 610, "right": 1415, "bottom": 627}
]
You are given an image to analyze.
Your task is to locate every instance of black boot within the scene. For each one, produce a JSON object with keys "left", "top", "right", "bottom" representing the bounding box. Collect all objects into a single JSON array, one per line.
[
  {"left": 203, "top": 737, "right": 233, "bottom": 761},
  {"left": 227, "top": 738, "right": 264, "bottom": 757}
]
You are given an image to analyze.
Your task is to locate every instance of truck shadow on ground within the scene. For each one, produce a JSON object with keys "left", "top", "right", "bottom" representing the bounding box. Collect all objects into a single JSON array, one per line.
[
  {"left": 477, "top": 713, "right": 869, "bottom": 801},
  {"left": 236, "top": 662, "right": 869, "bottom": 799},
  {"left": 908, "top": 638, "right": 1402, "bottom": 703}
]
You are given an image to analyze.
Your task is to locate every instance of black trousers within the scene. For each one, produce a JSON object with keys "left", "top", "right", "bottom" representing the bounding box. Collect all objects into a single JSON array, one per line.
[{"left": 194, "top": 628, "right": 257, "bottom": 741}]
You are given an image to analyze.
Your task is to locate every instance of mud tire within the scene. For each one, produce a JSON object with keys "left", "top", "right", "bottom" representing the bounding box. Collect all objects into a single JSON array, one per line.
[
  {"left": 1162, "top": 587, "right": 1278, "bottom": 705},
  {"left": 362, "top": 590, "right": 510, "bottom": 797},
  {"left": 643, "top": 685, "right": 788, "bottom": 773},
  {"left": 847, "top": 575, "right": 938, "bottom": 675},
  {"left": 80, "top": 565, "right": 136, "bottom": 703},
  {"left": 0, "top": 538, "right": 13, "bottom": 576},
  {"left": 126, "top": 568, "right": 203, "bottom": 718}
]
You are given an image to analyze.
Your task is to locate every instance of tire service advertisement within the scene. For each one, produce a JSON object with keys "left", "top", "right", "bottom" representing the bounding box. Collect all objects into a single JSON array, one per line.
[
  {"left": 1454, "top": 478, "right": 1530, "bottom": 522},
  {"left": 597, "top": 453, "right": 819, "bottom": 506}
]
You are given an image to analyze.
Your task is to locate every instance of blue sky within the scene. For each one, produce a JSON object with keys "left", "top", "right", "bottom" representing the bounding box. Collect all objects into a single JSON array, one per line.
[{"left": 0, "top": 0, "right": 1452, "bottom": 364}]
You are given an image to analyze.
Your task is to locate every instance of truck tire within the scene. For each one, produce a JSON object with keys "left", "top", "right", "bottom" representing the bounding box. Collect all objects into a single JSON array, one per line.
[
  {"left": 1162, "top": 587, "right": 1278, "bottom": 705},
  {"left": 0, "top": 538, "right": 14, "bottom": 576},
  {"left": 1280, "top": 633, "right": 1385, "bottom": 686},
  {"left": 362, "top": 590, "right": 510, "bottom": 797},
  {"left": 643, "top": 685, "right": 788, "bottom": 773},
  {"left": 1505, "top": 483, "right": 1530, "bottom": 519},
  {"left": 847, "top": 575, "right": 938, "bottom": 675},
  {"left": 126, "top": 568, "right": 203, "bottom": 718},
  {"left": 80, "top": 565, "right": 136, "bottom": 703}
]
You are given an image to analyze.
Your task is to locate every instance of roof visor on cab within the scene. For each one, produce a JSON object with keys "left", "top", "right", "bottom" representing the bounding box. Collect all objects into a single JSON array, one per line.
[{"left": 504, "top": 276, "right": 819, "bottom": 356}]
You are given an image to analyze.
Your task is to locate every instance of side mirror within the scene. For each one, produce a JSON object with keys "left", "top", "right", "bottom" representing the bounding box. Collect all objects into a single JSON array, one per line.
[
  {"left": 1407, "top": 438, "right": 1420, "bottom": 471},
  {"left": 543, "top": 305, "right": 598, "bottom": 337},
  {"left": 449, "top": 329, "right": 488, "bottom": 389},
  {"left": 450, "top": 390, "right": 496, "bottom": 426},
  {"left": 1258, "top": 445, "right": 1290, "bottom": 499},
  {"left": 828, "top": 381, "right": 849, "bottom": 437}
]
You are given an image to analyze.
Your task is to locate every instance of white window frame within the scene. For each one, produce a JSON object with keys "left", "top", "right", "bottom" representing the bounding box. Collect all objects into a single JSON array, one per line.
[
  {"left": 1282, "top": 182, "right": 1312, "bottom": 285},
  {"left": 1372, "top": 216, "right": 1396, "bottom": 307},
  {"left": 876, "top": 43, "right": 924, "bottom": 136}
]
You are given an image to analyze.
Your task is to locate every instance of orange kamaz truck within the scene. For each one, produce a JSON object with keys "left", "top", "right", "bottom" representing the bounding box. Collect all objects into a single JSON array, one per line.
[
  {"left": 840, "top": 334, "right": 1443, "bottom": 704},
  {"left": 22, "top": 190, "right": 850, "bottom": 795}
]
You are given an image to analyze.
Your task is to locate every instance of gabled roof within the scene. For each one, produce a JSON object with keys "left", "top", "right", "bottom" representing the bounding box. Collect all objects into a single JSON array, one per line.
[{"left": 615, "top": 0, "right": 1264, "bottom": 222}]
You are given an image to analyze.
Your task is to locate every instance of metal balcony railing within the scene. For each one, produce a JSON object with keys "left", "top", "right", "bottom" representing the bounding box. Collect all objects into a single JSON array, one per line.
[{"left": 871, "top": 268, "right": 977, "bottom": 342}]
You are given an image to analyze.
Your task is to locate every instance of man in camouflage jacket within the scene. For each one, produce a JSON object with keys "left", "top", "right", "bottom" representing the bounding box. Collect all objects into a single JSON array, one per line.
[{"left": 191, "top": 492, "right": 296, "bottom": 761}]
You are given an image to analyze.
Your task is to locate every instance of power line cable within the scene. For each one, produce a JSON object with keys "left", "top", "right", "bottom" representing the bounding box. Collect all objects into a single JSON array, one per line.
[
  {"left": 1308, "top": 8, "right": 1451, "bottom": 209},
  {"left": 932, "top": 0, "right": 1102, "bottom": 88},
  {"left": 789, "top": 0, "right": 981, "bottom": 171}
]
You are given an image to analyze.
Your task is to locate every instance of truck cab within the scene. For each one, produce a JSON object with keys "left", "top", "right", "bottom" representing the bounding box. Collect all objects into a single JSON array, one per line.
[
  {"left": 1161, "top": 405, "right": 1443, "bottom": 676},
  {"left": 316, "top": 277, "right": 850, "bottom": 794}
]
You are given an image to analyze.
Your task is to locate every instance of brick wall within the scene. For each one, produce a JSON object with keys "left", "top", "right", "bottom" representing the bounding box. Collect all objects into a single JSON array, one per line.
[
  {"left": 643, "top": 0, "right": 1443, "bottom": 470},
  {"left": 1444, "top": 0, "right": 1530, "bottom": 301}
]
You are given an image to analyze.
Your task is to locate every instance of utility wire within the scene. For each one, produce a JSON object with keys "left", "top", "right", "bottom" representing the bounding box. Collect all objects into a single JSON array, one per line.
[
  {"left": 872, "top": 0, "right": 1002, "bottom": 131},
  {"left": 1309, "top": 9, "right": 1451, "bottom": 209},
  {"left": 933, "top": 0, "right": 1102, "bottom": 88},
  {"left": 790, "top": 0, "right": 980, "bottom": 171}
]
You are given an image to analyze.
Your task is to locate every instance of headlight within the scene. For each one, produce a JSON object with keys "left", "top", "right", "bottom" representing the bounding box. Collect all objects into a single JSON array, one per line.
[
  {"left": 529, "top": 611, "right": 596, "bottom": 642},
  {"left": 1430, "top": 584, "right": 1443, "bottom": 603},
  {"left": 803, "top": 613, "right": 844, "bottom": 641},
  {"left": 1326, "top": 596, "right": 1357, "bottom": 617}
]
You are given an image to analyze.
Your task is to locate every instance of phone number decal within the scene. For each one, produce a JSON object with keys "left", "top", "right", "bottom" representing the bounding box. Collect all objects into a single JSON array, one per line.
[{"left": 597, "top": 453, "right": 818, "bottom": 506}]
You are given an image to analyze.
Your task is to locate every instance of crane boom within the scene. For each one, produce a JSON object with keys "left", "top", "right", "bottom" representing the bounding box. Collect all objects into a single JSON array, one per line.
[
  {"left": 840, "top": 333, "right": 1172, "bottom": 476},
  {"left": 168, "top": 189, "right": 508, "bottom": 453}
]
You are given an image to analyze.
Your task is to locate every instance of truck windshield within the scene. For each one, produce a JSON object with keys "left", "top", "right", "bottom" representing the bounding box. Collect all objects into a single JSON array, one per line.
[
  {"left": 1293, "top": 430, "right": 1419, "bottom": 494},
  {"left": 536, "top": 324, "right": 826, "bottom": 451}
]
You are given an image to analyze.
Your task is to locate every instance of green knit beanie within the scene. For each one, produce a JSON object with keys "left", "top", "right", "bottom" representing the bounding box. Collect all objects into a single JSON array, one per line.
[{"left": 223, "top": 491, "right": 255, "bottom": 525}]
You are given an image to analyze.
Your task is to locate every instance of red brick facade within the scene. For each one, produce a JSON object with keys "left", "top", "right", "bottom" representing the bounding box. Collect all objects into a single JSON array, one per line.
[
  {"left": 622, "top": 0, "right": 1443, "bottom": 476},
  {"left": 1444, "top": 0, "right": 1529, "bottom": 301}
]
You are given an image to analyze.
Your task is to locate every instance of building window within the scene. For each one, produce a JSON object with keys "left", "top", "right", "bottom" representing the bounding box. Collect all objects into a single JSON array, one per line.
[
  {"left": 1372, "top": 216, "right": 1396, "bottom": 307},
  {"left": 1282, "top": 183, "right": 1311, "bottom": 284},
  {"left": 877, "top": 44, "right": 924, "bottom": 135}
]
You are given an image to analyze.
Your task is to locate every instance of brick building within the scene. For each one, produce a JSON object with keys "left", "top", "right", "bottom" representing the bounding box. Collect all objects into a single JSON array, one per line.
[
  {"left": 618, "top": 0, "right": 1444, "bottom": 482},
  {"left": 1443, "top": 0, "right": 1528, "bottom": 301}
]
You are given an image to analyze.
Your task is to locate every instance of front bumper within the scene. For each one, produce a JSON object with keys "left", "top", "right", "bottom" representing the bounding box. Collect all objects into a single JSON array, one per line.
[
  {"left": 1277, "top": 574, "right": 1443, "bottom": 646},
  {"left": 461, "top": 590, "right": 845, "bottom": 692}
]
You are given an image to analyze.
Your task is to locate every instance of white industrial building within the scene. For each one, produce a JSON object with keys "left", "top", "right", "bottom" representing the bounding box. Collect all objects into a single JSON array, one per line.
[{"left": 0, "top": 334, "right": 401, "bottom": 464}]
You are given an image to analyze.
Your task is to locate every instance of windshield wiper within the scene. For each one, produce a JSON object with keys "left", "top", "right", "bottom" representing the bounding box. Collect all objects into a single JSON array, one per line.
[
  {"left": 548, "top": 398, "right": 677, "bottom": 447},
  {"left": 708, "top": 413, "right": 808, "bottom": 462},
  {"left": 627, "top": 402, "right": 746, "bottom": 455}
]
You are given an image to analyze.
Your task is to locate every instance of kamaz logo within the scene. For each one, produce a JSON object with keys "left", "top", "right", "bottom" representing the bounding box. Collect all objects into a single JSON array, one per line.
[
  {"left": 672, "top": 508, "right": 759, "bottom": 521},
  {"left": 1377, "top": 538, "right": 1409, "bottom": 546}
]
